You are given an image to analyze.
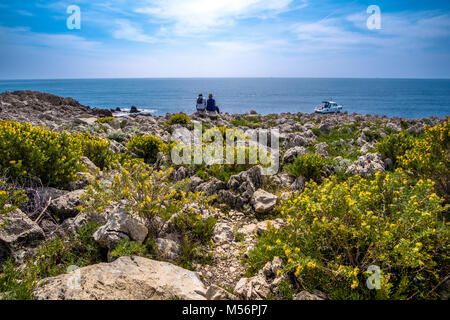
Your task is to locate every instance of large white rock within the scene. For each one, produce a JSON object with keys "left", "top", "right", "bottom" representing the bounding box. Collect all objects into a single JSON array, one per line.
[
  {"left": 33, "top": 256, "right": 207, "bottom": 300},
  {"left": 251, "top": 189, "right": 278, "bottom": 213}
]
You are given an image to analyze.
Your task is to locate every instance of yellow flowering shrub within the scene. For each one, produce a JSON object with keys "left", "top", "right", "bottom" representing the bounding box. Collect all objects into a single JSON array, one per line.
[
  {"left": 72, "top": 132, "right": 111, "bottom": 169},
  {"left": 0, "top": 121, "right": 83, "bottom": 188},
  {"left": 376, "top": 131, "right": 414, "bottom": 167},
  {"left": 126, "top": 134, "right": 166, "bottom": 164},
  {"left": 168, "top": 113, "right": 190, "bottom": 125},
  {"left": 247, "top": 170, "right": 449, "bottom": 299},
  {"left": 95, "top": 117, "right": 117, "bottom": 124},
  {"left": 399, "top": 121, "right": 450, "bottom": 202}
]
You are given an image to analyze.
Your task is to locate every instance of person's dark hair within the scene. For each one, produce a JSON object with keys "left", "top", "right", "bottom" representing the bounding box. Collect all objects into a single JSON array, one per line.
[
  {"left": 199, "top": 94, "right": 203, "bottom": 97},
  {"left": 208, "top": 93, "right": 213, "bottom": 99}
]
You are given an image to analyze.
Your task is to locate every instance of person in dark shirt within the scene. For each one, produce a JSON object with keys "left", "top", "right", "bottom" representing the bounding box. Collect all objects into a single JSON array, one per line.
[{"left": 206, "top": 93, "right": 220, "bottom": 113}]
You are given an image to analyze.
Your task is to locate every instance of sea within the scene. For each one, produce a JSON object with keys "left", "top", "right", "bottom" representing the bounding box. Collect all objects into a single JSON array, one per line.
[{"left": 0, "top": 78, "right": 449, "bottom": 119}]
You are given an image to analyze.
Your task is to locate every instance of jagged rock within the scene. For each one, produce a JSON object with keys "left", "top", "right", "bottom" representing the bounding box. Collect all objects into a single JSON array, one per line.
[
  {"left": 293, "top": 290, "right": 327, "bottom": 300},
  {"left": 33, "top": 256, "right": 207, "bottom": 300},
  {"left": 81, "top": 156, "right": 98, "bottom": 173},
  {"left": 290, "top": 176, "right": 305, "bottom": 192},
  {"left": 93, "top": 205, "right": 148, "bottom": 249},
  {"left": 234, "top": 257, "right": 285, "bottom": 300},
  {"left": 227, "top": 166, "right": 263, "bottom": 201},
  {"left": 130, "top": 106, "right": 139, "bottom": 113},
  {"left": 48, "top": 189, "right": 86, "bottom": 219},
  {"left": 155, "top": 238, "right": 180, "bottom": 261},
  {"left": 196, "top": 178, "right": 227, "bottom": 196},
  {"left": 173, "top": 166, "right": 188, "bottom": 182},
  {"left": 256, "top": 219, "right": 287, "bottom": 235},
  {"left": 315, "top": 142, "right": 329, "bottom": 157},
  {"left": 206, "top": 285, "right": 238, "bottom": 300},
  {"left": 346, "top": 153, "right": 385, "bottom": 177},
  {"left": 282, "top": 146, "right": 307, "bottom": 163},
  {"left": 213, "top": 223, "right": 235, "bottom": 244},
  {"left": 385, "top": 122, "right": 402, "bottom": 132},
  {"left": 0, "top": 208, "right": 45, "bottom": 269},
  {"left": 251, "top": 189, "right": 278, "bottom": 213},
  {"left": 283, "top": 133, "right": 309, "bottom": 149},
  {"left": 188, "top": 176, "right": 204, "bottom": 192}
]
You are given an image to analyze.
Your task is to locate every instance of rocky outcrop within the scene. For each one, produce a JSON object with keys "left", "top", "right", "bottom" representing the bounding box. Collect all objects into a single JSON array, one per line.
[
  {"left": 33, "top": 256, "right": 207, "bottom": 300},
  {"left": 227, "top": 166, "right": 263, "bottom": 201},
  {"left": 93, "top": 204, "right": 148, "bottom": 249},
  {"left": 346, "top": 153, "right": 385, "bottom": 177},
  {"left": 0, "top": 208, "right": 45, "bottom": 269}
]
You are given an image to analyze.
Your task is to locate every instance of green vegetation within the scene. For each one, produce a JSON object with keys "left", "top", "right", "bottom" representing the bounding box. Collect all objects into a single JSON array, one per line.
[
  {"left": 0, "top": 222, "right": 103, "bottom": 300},
  {"left": 107, "top": 131, "right": 127, "bottom": 142},
  {"left": 95, "top": 117, "right": 117, "bottom": 124},
  {"left": 126, "top": 134, "right": 166, "bottom": 164},
  {"left": 246, "top": 171, "right": 448, "bottom": 299},
  {"left": 288, "top": 153, "right": 328, "bottom": 182},
  {"left": 231, "top": 116, "right": 263, "bottom": 128},
  {"left": 168, "top": 113, "right": 190, "bottom": 125}
]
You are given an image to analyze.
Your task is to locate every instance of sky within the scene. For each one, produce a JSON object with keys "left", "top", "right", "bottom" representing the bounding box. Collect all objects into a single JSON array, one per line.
[{"left": 0, "top": 0, "right": 449, "bottom": 79}]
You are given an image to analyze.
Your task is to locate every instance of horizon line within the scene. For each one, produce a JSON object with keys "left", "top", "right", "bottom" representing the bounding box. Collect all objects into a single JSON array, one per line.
[{"left": 1, "top": 76, "right": 450, "bottom": 81}]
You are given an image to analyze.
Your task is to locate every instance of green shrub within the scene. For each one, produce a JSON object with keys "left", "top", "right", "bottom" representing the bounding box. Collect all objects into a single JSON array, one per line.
[
  {"left": 399, "top": 121, "right": 450, "bottom": 202},
  {"left": 247, "top": 171, "right": 449, "bottom": 300},
  {"left": 107, "top": 131, "right": 127, "bottom": 142},
  {"left": 126, "top": 134, "right": 166, "bottom": 164},
  {"left": 168, "top": 113, "right": 190, "bottom": 125},
  {"left": 110, "top": 238, "right": 149, "bottom": 258},
  {"left": 376, "top": 132, "right": 414, "bottom": 167},
  {"left": 73, "top": 132, "right": 111, "bottom": 170},
  {"left": 0, "top": 121, "right": 84, "bottom": 188},
  {"left": 288, "top": 153, "right": 328, "bottom": 182},
  {"left": 0, "top": 188, "right": 27, "bottom": 229},
  {"left": 95, "top": 117, "right": 117, "bottom": 124}
]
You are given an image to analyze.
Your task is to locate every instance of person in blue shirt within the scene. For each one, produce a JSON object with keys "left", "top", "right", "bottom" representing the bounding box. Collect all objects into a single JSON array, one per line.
[{"left": 206, "top": 93, "right": 220, "bottom": 114}]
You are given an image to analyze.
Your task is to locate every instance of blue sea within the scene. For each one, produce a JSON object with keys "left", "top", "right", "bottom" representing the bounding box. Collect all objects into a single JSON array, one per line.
[{"left": 0, "top": 78, "right": 449, "bottom": 119}]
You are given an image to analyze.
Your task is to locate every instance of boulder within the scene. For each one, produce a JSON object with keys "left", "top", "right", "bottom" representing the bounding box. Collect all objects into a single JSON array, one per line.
[
  {"left": 251, "top": 189, "right": 278, "bottom": 213},
  {"left": 282, "top": 146, "right": 307, "bottom": 163},
  {"left": 93, "top": 205, "right": 148, "bottom": 249},
  {"left": 49, "top": 189, "right": 86, "bottom": 219},
  {"left": 0, "top": 208, "right": 44, "bottom": 269},
  {"left": 81, "top": 156, "right": 99, "bottom": 173},
  {"left": 346, "top": 153, "right": 385, "bottom": 177},
  {"left": 290, "top": 176, "right": 305, "bottom": 192},
  {"left": 282, "top": 133, "right": 309, "bottom": 149},
  {"left": 33, "top": 256, "right": 207, "bottom": 300}
]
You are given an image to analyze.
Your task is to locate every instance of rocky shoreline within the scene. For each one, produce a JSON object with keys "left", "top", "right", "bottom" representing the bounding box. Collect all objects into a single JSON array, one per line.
[{"left": 0, "top": 90, "right": 448, "bottom": 300}]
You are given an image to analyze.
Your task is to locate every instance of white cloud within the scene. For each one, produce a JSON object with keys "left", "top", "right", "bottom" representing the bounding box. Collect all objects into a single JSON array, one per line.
[
  {"left": 0, "top": 26, "right": 101, "bottom": 52},
  {"left": 135, "top": 0, "right": 295, "bottom": 34},
  {"left": 113, "top": 19, "right": 157, "bottom": 43}
]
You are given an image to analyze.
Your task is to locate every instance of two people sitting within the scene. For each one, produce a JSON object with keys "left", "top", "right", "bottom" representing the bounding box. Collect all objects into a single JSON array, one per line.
[{"left": 196, "top": 93, "right": 220, "bottom": 115}]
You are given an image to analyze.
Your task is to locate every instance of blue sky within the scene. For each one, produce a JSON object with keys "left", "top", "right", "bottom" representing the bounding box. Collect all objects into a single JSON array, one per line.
[{"left": 0, "top": 0, "right": 449, "bottom": 79}]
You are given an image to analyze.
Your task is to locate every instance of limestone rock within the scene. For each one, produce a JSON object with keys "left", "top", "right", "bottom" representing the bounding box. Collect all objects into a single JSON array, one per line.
[
  {"left": 251, "top": 189, "right": 278, "bottom": 213},
  {"left": 346, "top": 153, "right": 385, "bottom": 177},
  {"left": 33, "top": 256, "right": 207, "bottom": 300},
  {"left": 49, "top": 189, "right": 86, "bottom": 219},
  {"left": 206, "top": 285, "right": 238, "bottom": 300},
  {"left": 155, "top": 238, "right": 180, "bottom": 261},
  {"left": 0, "top": 208, "right": 44, "bottom": 269},
  {"left": 282, "top": 146, "right": 307, "bottom": 163},
  {"left": 93, "top": 205, "right": 148, "bottom": 249}
]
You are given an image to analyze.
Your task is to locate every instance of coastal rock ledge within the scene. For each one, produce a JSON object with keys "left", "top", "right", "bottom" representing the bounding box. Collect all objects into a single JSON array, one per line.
[{"left": 33, "top": 256, "right": 207, "bottom": 300}]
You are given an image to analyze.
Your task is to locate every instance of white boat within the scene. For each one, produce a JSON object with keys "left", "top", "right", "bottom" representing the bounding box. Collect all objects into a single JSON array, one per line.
[{"left": 315, "top": 100, "right": 343, "bottom": 114}]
